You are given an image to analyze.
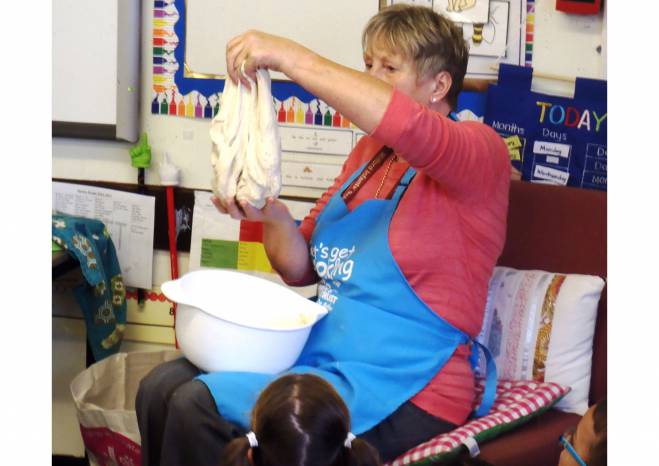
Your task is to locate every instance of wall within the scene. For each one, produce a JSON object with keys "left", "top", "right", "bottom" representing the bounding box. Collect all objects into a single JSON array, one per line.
[
  {"left": 531, "top": 0, "right": 605, "bottom": 96},
  {"left": 53, "top": 0, "right": 606, "bottom": 193},
  {"left": 51, "top": 0, "right": 606, "bottom": 456}
]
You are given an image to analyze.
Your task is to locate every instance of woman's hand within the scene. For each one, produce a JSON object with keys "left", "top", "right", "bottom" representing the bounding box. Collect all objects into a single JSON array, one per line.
[
  {"left": 211, "top": 196, "right": 294, "bottom": 226},
  {"left": 225, "top": 30, "right": 309, "bottom": 89},
  {"left": 211, "top": 195, "right": 314, "bottom": 284},
  {"left": 225, "top": 30, "right": 391, "bottom": 134}
]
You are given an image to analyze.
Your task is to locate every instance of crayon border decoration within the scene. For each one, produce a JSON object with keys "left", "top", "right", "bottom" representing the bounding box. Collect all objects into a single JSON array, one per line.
[
  {"left": 150, "top": 0, "right": 353, "bottom": 129},
  {"left": 525, "top": 0, "right": 535, "bottom": 67}
]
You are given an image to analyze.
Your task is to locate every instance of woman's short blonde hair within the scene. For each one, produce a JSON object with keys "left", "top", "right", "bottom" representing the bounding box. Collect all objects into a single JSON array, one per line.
[{"left": 362, "top": 4, "right": 469, "bottom": 109}]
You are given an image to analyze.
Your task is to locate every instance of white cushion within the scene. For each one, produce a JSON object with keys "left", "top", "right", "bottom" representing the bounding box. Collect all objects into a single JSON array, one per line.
[{"left": 476, "top": 266, "right": 605, "bottom": 415}]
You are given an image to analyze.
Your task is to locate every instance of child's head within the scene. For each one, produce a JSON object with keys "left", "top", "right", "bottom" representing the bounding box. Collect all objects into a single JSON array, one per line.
[
  {"left": 558, "top": 398, "right": 607, "bottom": 466},
  {"left": 220, "top": 373, "right": 381, "bottom": 466}
]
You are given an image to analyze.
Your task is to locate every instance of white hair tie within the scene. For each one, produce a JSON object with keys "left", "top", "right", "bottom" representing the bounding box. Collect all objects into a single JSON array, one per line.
[
  {"left": 246, "top": 431, "right": 259, "bottom": 448},
  {"left": 344, "top": 432, "right": 356, "bottom": 449}
]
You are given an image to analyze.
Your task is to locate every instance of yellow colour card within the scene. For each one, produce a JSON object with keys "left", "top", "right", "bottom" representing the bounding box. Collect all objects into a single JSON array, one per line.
[
  {"left": 504, "top": 135, "right": 523, "bottom": 150},
  {"left": 237, "top": 241, "right": 273, "bottom": 274}
]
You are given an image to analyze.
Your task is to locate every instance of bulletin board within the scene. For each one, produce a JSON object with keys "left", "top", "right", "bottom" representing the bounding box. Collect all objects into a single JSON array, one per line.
[
  {"left": 54, "top": 0, "right": 140, "bottom": 141},
  {"left": 151, "top": 0, "right": 380, "bottom": 121},
  {"left": 151, "top": 0, "right": 530, "bottom": 121},
  {"left": 151, "top": 0, "right": 380, "bottom": 192},
  {"left": 185, "top": 1, "right": 376, "bottom": 81}
]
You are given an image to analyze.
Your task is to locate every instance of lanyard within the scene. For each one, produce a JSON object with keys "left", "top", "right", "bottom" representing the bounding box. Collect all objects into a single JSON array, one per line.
[
  {"left": 341, "top": 146, "right": 394, "bottom": 203},
  {"left": 341, "top": 112, "right": 458, "bottom": 203}
]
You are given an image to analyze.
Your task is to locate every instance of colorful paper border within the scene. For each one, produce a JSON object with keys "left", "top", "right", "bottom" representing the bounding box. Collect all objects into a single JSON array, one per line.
[{"left": 525, "top": 0, "right": 535, "bottom": 66}]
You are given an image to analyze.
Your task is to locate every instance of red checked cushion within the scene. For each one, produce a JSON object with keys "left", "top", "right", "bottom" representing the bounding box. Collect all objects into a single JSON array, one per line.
[{"left": 385, "top": 379, "right": 570, "bottom": 466}]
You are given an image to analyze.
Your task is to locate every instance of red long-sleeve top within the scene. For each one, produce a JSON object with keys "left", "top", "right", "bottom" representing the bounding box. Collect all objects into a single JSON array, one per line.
[{"left": 294, "top": 89, "right": 510, "bottom": 425}]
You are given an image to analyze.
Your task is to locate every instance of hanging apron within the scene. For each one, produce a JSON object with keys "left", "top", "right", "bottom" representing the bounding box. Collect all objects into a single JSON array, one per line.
[{"left": 198, "top": 162, "right": 497, "bottom": 434}]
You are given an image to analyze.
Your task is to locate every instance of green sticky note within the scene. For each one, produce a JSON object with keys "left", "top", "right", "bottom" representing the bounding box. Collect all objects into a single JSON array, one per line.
[{"left": 201, "top": 239, "right": 239, "bottom": 269}]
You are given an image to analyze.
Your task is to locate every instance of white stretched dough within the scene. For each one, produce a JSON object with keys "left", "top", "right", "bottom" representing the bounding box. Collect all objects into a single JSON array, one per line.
[{"left": 210, "top": 69, "right": 282, "bottom": 209}]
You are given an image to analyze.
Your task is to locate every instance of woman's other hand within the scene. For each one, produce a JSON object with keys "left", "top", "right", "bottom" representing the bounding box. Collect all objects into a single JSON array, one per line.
[{"left": 226, "top": 30, "right": 307, "bottom": 89}]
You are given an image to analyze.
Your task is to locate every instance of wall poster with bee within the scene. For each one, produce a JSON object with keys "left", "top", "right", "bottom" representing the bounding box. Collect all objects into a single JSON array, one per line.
[
  {"left": 463, "top": 0, "right": 527, "bottom": 79},
  {"left": 434, "top": 0, "right": 491, "bottom": 24},
  {"left": 462, "top": 1, "right": 509, "bottom": 58},
  {"left": 386, "top": 0, "right": 528, "bottom": 79}
]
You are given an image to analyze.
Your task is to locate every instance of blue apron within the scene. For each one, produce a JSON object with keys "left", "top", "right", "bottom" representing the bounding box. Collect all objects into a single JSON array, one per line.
[{"left": 198, "top": 162, "right": 497, "bottom": 434}]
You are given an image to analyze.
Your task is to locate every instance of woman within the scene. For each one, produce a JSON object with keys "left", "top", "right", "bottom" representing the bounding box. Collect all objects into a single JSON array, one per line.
[{"left": 136, "top": 5, "right": 510, "bottom": 466}]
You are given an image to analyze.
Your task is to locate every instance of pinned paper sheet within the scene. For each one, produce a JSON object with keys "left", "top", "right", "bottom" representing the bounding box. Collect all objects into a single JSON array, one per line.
[
  {"left": 504, "top": 135, "right": 523, "bottom": 150},
  {"left": 461, "top": 1, "right": 509, "bottom": 58},
  {"left": 504, "top": 135, "right": 524, "bottom": 162},
  {"left": 52, "top": 182, "right": 156, "bottom": 289},
  {"left": 189, "top": 190, "right": 318, "bottom": 298},
  {"left": 434, "top": 0, "right": 490, "bottom": 24},
  {"left": 462, "top": 0, "right": 527, "bottom": 79},
  {"left": 200, "top": 237, "right": 272, "bottom": 273}
]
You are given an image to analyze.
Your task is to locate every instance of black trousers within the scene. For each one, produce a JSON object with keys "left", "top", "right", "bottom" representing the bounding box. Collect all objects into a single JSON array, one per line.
[{"left": 135, "top": 357, "right": 456, "bottom": 466}]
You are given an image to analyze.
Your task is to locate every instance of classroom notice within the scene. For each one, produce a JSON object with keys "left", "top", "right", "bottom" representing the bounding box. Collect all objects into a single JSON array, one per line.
[
  {"left": 52, "top": 182, "right": 156, "bottom": 289},
  {"left": 189, "top": 190, "right": 318, "bottom": 299}
]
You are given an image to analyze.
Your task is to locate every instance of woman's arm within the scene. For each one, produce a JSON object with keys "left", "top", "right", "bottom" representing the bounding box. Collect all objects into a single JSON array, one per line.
[
  {"left": 226, "top": 31, "right": 509, "bottom": 197},
  {"left": 371, "top": 90, "right": 511, "bottom": 198},
  {"left": 225, "top": 31, "right": 393, "bottom": 135},
  {"left": 214, "top": 31, "right": 397, "bottom": 282}
]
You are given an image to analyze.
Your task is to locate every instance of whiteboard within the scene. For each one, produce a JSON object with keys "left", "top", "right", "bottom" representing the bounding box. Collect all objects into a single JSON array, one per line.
[
  {"left": 53, "top": 0, "right": 117, "bottom": 124},
  {"left": 185, "top": 0, "right": 380, "bottom": 79},
  {"left": 52, "top": 0, "right": 140, "bottom": 141}
]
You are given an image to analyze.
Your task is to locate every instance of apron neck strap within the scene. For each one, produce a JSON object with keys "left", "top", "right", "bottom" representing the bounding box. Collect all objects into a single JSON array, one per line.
[{"left": 390, "top": 167, "right": 416, "bottom": 202}]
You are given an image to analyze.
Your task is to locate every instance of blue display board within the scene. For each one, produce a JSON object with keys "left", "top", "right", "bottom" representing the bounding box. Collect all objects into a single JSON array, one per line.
[{"left": 484, "top": 64, "right": 607, "bottom": 191}]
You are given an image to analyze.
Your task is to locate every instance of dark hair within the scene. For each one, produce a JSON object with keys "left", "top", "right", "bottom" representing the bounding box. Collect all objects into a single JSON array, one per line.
[
  {"left": 362, "top": 4, "right": 469, "bottom": 109},
  {"left": 589, "top": 398, "right": 607, "bottom": 466},
  {"left": 219, "top": 374, "right": 381, "bottom": 466}
]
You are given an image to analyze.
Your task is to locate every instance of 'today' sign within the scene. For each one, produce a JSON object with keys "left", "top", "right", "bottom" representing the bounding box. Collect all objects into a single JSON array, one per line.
[
  {"left": 483, "top": 64, "right": 607, "bottom": 191},
  {"left": 536, "top": 102, "right": 607, "bottom": 133}
]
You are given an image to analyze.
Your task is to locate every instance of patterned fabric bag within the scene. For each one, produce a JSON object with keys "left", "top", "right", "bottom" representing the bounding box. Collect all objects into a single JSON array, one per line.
[{"left": 52, "top": 213, "right": 127, "bottom": 360}]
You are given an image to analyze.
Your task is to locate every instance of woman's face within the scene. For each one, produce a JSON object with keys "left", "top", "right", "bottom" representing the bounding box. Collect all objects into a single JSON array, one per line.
[{"left": 363, "top": 40, "right": 435, "bottom": 107}]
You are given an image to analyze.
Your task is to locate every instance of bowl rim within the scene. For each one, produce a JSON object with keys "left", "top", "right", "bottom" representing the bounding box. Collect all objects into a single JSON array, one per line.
[
  {"left": 163, "top": 270, "right": 328, "bottom": 332},
  {"left": 177, "top": 302, "right": 323, "bottom": 332}
]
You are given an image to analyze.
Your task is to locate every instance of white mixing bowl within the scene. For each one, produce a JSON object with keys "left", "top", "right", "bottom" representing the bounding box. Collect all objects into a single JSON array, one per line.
[{"left": 161, "top": 269, "right": 327, "bottom": 374}]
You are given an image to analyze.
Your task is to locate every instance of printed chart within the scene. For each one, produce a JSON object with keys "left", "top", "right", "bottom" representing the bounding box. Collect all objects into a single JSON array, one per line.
[
  {"left": 200, "top": 222, "right": 272, "bottom": 273},
  {"left": 189, "top": 191, "right": 318, "bottom": 298}
]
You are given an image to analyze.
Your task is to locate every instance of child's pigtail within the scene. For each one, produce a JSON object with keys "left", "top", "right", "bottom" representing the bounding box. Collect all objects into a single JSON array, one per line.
[
  {"left": 347, "top": 437, "right": 381, "bottom": 466},
  {"left": 219, "top": 436, "right": 252, "bottom": 466}
]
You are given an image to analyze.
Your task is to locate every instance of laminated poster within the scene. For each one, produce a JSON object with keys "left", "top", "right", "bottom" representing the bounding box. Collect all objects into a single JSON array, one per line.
[
  {"left": 189, "top": 191, "right": 318, "bottom": 298},
  {"left": 52, "top": 182, "right": 156, "bottom": 289}
]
